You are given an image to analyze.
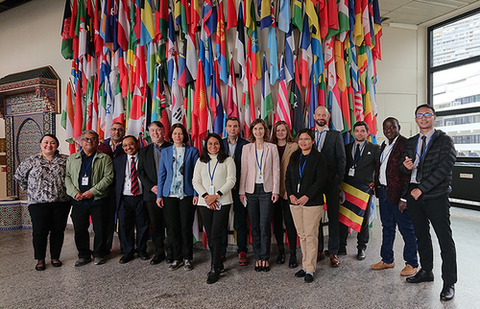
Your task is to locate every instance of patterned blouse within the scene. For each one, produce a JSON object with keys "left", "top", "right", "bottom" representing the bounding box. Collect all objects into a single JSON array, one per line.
[{"left": 14, "top": 153, "right": 70, "bottom": 204}]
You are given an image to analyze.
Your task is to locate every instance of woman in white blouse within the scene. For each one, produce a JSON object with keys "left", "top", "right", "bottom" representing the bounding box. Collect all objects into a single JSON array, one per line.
[{"left": 193, "top": 133, "right": 236, "bottom": 284}]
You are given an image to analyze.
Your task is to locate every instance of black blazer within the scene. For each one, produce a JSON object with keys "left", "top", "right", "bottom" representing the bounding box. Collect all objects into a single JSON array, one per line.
[
  {"left": 113, "top": 155, "right": 137, "bottom": 210},
  {"left": 137, "top": 142, "right": 172, "bottom": 202},
  {"left": 285, "top": 149, "right": 328, "bottom": 206},
  {"left": 319, "top": 129, "right": 346, "bottom": 184},
  {"left": 345, "top": 140, "right": 381, "bottom": 185},
  {"left": 223, "top": 137, "right": 249, "bottom": 187}
]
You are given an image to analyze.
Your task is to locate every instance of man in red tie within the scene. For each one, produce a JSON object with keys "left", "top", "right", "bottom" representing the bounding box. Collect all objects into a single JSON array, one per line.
[{"left": 113, "top": 135, "right": 150, "bottom": 264}]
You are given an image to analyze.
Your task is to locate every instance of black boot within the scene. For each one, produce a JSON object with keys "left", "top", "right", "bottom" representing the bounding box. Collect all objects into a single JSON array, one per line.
[
  {"left": 207, "top": 245, "right": 220, "bottom": 284},
  {"left": 276, "top": 246, "right": 285, "bottom": 264}
]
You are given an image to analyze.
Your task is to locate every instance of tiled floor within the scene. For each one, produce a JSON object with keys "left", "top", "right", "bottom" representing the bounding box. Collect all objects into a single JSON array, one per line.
[{"left": 1, "top": 206, "right": 478, "bottom": 308}]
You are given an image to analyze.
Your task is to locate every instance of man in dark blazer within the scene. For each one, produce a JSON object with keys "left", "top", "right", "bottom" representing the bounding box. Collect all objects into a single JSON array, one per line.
[
  {"left": 113, "top": 135, "right": 149, "bottom": 264},
  {"left": 138, "top": 121, "right": 172, "bottom": 265},
  {"left": 222, "top": 117, "right": 249, "bottom": 265},
  {"left": 371, "top": 117, "right": 418, "bottom": 277},
  {"left": 399, "top": 104, "right": 457, "bottom": 301},
  {"left": 339, "top": 121, "right": 380, "bottom": 260},
  {"left": 313, "top": 106, "right": 346, "bottom": 267}
]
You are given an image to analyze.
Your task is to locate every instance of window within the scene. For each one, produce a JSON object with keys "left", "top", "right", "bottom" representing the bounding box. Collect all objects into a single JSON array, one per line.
[{"left": 428, "top": 8, "right": 480, "bottom": 159}]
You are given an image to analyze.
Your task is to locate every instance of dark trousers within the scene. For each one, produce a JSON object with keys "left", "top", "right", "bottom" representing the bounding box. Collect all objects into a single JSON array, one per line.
[
  {"left": 223, "top": 187, "right": 249, "bottom": 254},
  {"left": 28, "top": 202, "right": 71, "bottom": 260},
  {"left": 340, "top": 194, "right": 372, "bottom": 251},
  {"left": 406, "top": 185, "right": 457, "bottom": 285},
  {"left": 199, "top": 204, "right": 231, "bottom": 268},
  {"left": 71, "top": 200, "right": 107, "bottom": 258},
  {"left": 118, "top": 195, "right": 149, "bottom": 254},
  {"left": 318, "top": 180, "right": 340, "bottom": 255},
  {"left": 246, "top": 184, "right": 273, "bottom": 261},
  {"left": 163, "top": 196, "right": 195, "bottom": 260},
  {"left": 105, "top": 188, "right": 117, "bottom": 251},
  {"left": 145, "top": 200, "right": 171, "bottom": 256},
  {"left": 273, "top": 198, "right": 297, "bottom": 253},
  {"left": 378, "top": 187, "right": 418, "bottom": 267}
]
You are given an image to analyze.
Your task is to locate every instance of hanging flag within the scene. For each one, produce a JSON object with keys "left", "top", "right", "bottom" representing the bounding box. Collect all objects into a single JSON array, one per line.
[
  {"left": 276, "top": 55, "right": 292, "bottom": 130},
  {"left": 300, "top": 16, "right": 312, "bottom": 87},
  {"left": 100, "top": 0, "right": 114, "bottom": 50},
  {"left": 140, "top": 0, "right": 155, "bottom": 46},
  {"left": 175, "top": 0, "right": 189, "bottom": 34},
  {"left": 77, "top": 0, "right": 87, "bottom": 59},
  {"left": 318, "top": 0, "right": 328, "bottom": 39},
  {"left": 61, "top": 0, "right": 73, "bottom": 60},
  {"left": 372, "top": 0, "right": 383, "bottom": 61},
  {"left": 354, "top": 0, "right": 364, "bottom": 46},
  {"left": 325, "top": 37, "right": 344, "bottom": 132},
  {"left": 118, "top": 0, "right": 130, "bottom": 51},
  {"left": 190, "top": 0, "right": 200, "bottom": 39},
  {"left": 185, "top": 33, "right": 198, "bottom": 85},
  {"left": 246, "top": 0, "right": 261, "bottom": 84},
  {"left": 61, "top": 81, "right": 75, "bottom": 148},
  {"left": 236, "top": 2, "right": 246, "bottom": 86},
  {"left": 308, "top": 71, "right": 317, "bottom": 128},
  {"left": 227, "top": 53, "right": 239, "bottom": 118},
  {"left": 290, "top": 57, "right": 304, "bottom": 136},
  {"left": 362, "top": 0, "right": 372, "bottom": 48},
  {"left": 326, "top": 0, "right": 340, "bottom": 40},
  {"left": 113, "top": 73, "right": 125, "bottom": 124},
  {"left": 259, "top": 0, "right": 271, "bottom": 30},
  {"left": 192, "top": 61, "right": 208, "bottom": 148},
  {"left": 94, "top": 0, "right": 104, "bottom": 57},
  {"left": 266, "top": 0, "right": 279, "bottom": 85},
  {"left": 170, "top": 57, "right": 184, "bottom": 125},
  {"left": 73, "top": 78, "right": 84, "bottom": 144},
  {"left": 167, "top": 11, "right": 177, "bottom": 87},
  {"left": 177, "top": 36, "right": 187, "bottom": 88},
  {"left": 337, "top": 0, "right": 350, "bottom": 42},
  {"left": 127, "top": 43, "right": 146, "bottom": 136},
  {"left": 339, "top": 178, "right": 371, "bottom": 233},
  {"left": 211, "top": 60, "right": 224, "bottom": 135},
  {"left": 216, "top": 0, "right": 229, "bottom": 84},
  {"left": 306, "top": 0, "right": 323, "bottom": 86},
  {"left": 226, "top": 0, "right": 237, "bottom": 30},
  {"left": 261, "top": 54, "right": 273, "bottom": 122},
  {"left": 291, "top": 0, "right": 302, "bottom": 32},
  {"left": 284, "top": 28, "right": 295, "bottom": 85},
  {"left": 335, "top": 39, "right": 351, "bottom": 132},
  {"left": 155, "top": 0, "right": 169, "bottom": 42},
  {"left": 278, "top": 0, "right": 290, "bottom": 33}
]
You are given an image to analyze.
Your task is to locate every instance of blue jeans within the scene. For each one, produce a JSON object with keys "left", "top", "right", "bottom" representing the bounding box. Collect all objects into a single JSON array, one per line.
[{"left": 378, "top": 187, "right": 418, "bottom": 267}]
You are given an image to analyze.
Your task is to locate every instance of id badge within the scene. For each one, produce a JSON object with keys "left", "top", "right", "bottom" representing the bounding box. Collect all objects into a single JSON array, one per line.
[
  {"left": 257, "top": 174, "right": 264, "bottom": 183},
  {"left": 348, "top": 167, "right": 355, "bottom": 177},
  {"left": 81, "top": 176, "right": 89, "bottom": 186},
  {"left": 411, "top": 167, "right": 417, "bottom": 180},
  {"left": 297, "top": 182, "right": 301, "bottom": 193},
  {"left": 208, "top": 185, "right": 215, "bottom": 195}
]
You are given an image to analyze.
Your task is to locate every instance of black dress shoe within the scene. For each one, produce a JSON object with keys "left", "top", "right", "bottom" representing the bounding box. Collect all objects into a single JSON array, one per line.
[
  {"left": 254, "top": 261, "right": 263, "bottom": 272},
  {"left": 138, "top": 251, "right": 150, "bottom": 260},
  {"left": 304, "top": 273, "right": 314, "bottom": 283},
  {"left": 263, "top": 265, "right": 270, "bottom": 272},
  {"left": 35, "top": 260, "right": 46, "bottom": 271},
  {"left": 357, "top": 249, "right": 366, "bottom": 260},
  {"left": 276, "top": 253, "right": 285, "bottom": 265},
  {"left": 338, "top": 248, "right": 347, "bottom": 256},
  {"left": 440, "top": 284, "right": 455, "bottom": 301},
  {"left": 166, "top": 256, "right": 174, "bottom": 264},
  {"left": 119, "top": 253, "right": 135, "bottom": 264},
  {"left": 289, "top": 256, "right": 298, "bottom": 269},
  {"left": 295, "top": 269, "right": 306, "bottom": 277},
  {"left": 406, "top": 269, "right": 434, "bottom": 283},
  {"left": 150, "top": 253, "right": 166, "bottom": 265},
  {"left": 51, "top": 260, "right": 63, "bottom": 268}
]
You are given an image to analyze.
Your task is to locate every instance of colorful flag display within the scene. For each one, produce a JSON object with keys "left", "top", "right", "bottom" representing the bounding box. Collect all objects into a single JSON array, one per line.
[{"left": 60, "top": 0, "right": 382, "bottom": 152}]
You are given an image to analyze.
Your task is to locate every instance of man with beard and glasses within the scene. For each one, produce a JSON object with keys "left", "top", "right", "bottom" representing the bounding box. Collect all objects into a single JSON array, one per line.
[{"left": 313, "top": 106, "right": 346, "bottom": 267}]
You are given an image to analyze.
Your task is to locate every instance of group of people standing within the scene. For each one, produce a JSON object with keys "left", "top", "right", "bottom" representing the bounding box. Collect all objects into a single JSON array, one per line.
[{"left": 14, "top": 104, "right": 457, "bottom": 300}]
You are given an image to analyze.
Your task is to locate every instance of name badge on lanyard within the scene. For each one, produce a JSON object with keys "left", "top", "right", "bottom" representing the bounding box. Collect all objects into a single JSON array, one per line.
[
  {"left": 82, "top": 176, "right": 89, "bottom": 186},
  {"left": 208, "top": 160, "right": 219, "bottom": 195},
  {"left": 348, "top": 167, "right": 355, "bottom": 177},
  {"left": 298, "top": 153, "right": 310, "bottom": 193}
]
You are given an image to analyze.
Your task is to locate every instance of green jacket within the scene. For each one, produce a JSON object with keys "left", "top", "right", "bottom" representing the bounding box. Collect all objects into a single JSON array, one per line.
[{"left": 65, "top": 151, "right": 114, "bottom": 200}]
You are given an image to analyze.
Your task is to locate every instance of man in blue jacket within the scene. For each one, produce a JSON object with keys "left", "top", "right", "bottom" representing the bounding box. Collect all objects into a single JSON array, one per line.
[{"left": 399, "top": 104, "right": 457, "bottom": 301}]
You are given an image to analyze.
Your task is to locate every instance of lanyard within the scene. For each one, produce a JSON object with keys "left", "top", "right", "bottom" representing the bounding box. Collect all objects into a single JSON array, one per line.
[
  {"left": 255, "top": 146, "right": 264, "bottom": 173},
  {"left": 380, "top": 142, "right": 395, "bottom": 166},
  {"left": 208, "top": 160, "right": 219, "bottom": 185},
  {"left": 154, "top": 143, "right": 162, "bottom": 153},
  {"left": 414, "top": 134, "right": 433, "bottom": 165},
  {"left": 352, "top": 142, "right": 366, "bottom": 167},
  {"left": 82, "top": 154, "right": 94, "bottom": 177},
  {"left": 315, "top": 130, "right": 325, "bottom": 150},
  {"left": 298, "top": 153, "right": 310, "bottom": 179}
]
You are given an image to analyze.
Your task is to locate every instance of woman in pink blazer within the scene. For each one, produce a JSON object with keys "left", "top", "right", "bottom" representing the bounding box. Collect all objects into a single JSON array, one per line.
[{"left": 239, "top": 119, "right": 280, "bottom": 272}]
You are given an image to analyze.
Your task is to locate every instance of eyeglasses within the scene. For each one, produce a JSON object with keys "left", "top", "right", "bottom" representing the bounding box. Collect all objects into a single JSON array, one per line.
[
  {"left": 110, "top": 128, "right": 125, "bottom": 132},
  {"left": 416, "top": 113, "right": 434, "bottom": 119},
  {"left": 81, "top": 137, "right": 98, "bottom": 142}
]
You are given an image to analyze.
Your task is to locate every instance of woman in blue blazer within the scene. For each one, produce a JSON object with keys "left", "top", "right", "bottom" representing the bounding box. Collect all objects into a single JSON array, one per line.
[{"left": 156, "top": 124, "right": 199, "bottom": 271}]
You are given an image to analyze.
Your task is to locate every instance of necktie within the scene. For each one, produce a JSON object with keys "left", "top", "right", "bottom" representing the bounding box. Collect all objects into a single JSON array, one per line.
[
  {"left": 420, "top": 135, "right": 427, "bottom": 156},
  {"left": 131, "top": 157, "right": 139, "bottom": 196},
  {"left": 355, "top": 144, "right": 360, "bottom": 159}
]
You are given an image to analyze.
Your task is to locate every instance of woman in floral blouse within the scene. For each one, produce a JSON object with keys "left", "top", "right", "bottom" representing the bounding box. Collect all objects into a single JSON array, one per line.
[{"left": 14, "top": 134, "right": 71, "bottom": 271}]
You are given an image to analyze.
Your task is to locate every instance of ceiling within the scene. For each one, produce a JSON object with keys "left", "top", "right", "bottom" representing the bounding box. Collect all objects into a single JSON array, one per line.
[{"left": 0, "top": 0, "right": 478, "bottom": 26}]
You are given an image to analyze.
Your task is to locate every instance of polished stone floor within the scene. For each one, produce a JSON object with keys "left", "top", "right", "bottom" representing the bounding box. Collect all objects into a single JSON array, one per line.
[{"left": 1, "top": 206, "right": 479, "bottom": 309}]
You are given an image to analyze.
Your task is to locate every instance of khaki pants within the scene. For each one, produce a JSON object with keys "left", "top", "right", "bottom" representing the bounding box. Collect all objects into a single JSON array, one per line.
[{"left": 290, "top": 204, "right": 323, "bottom": 273}]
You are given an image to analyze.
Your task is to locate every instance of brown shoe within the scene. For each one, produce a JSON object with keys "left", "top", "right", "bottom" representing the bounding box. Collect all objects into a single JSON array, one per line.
[
  {"left": 400, "top": 264, "right": 418, "bottom": 276},
  {"left": 238, "top": 252, "right": 248, "bottom": 266},
  {"left": 370, "top": 261, "right": 395, "bottom": 270},
  {"left": 330, "top": 254, "right": 340, "bottom": 267},
  {"left": 317, "top": 251, "right": 325, "bottom": 262}
]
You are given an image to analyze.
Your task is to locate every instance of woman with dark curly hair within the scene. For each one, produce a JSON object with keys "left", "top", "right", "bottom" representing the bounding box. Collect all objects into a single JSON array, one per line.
[{"left": 14, "top": 134, "right": 71, "bottom": 271}]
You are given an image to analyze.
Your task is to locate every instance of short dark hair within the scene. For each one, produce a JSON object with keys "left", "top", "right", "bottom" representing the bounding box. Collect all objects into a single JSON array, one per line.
[
  {"left": 353, "top": 121, "right": 369, "bottom": 132},
  {"left": 110, "top": 122, "right": 125, "bottom": 129},
  {"left": 415, "top": 104, "right": 435, "bottom": 115},
  {"left": 225, "top": 117, "right": 240, "bottom": 126},
  {"left": 270, "top": 121, "right": 294, "bottom": 144},
  {"left": 148, "top": 121, "right": 164, "bottom": 130},
  {"left": 169, "top": 123, "right": 190, "bottom": 144},
  {"left": 200, "top": 133, "right": 229, "bottom": 163},
  {"left": 383, "top": 117, "right": 399, "bottom": 127},
  {"left": 122, "top": 135, "right": 138, "bottom": 143},
  {"left": 289, "top": 129, "right": 318, "bottom": 165},
  {"left": 81, "top": 130, "right": 99, "bottom": 140},
  {"left": 40, "top": 134, "right": 60, "bottom": 155},
  {"left": 247, "top": 118, "right": 270, "bottom": 143}
]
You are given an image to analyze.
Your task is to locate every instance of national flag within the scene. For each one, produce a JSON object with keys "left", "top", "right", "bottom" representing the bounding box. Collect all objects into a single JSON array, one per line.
[
  {"left": 337, "top": 0, "right": 350, "bottom": 42},
  {"left": 127, "top": 43, "right": 146, "bottom": 136},
  {"left": 325, "top": 37, "right": 344, "bottom": 132},
  {"left": 211, "top": 60, "right": 224, "bottom": 135},
  {"left": 318, "top": 0, "right": 328, "bottom": 39},
  {"left": 61, "top": 81, "right": 75, "bottom": 151},
  {"left": 199, "top": 5, "right": 214, "bottom": 86},
  {"left": 227, "top": 53, "right": 239, "bottom": 118},
  {"left": 170, "top": 57, "right": 184, "bottom": 125},
  {"left": 216, "top": 0, "right": 229, "bottom": 84},
  {"left": 266, "top": 25, "right": 279, "bottom": 85},
  {"left": 147, "top": 41, "right": 158, "bottom": 88},
  {"left": 72, "top": 78, "right": 84, "bottom": 144},
  {"left": 291, "top": 0, "right": 302, "bottom": 32},
  {"left": 290, "top": 57, "right": 304, "bottom": 136},
  {"left": 61, "top": 0, "right": 73, "bottom": 60},
  {"left": 177, "top": 36, "right": 187, "bottom": 88},
  {"left": 113, "top": 73, "right": 125, "bottom": 124},
  {"left": 259, "top": 0, "right": 271, "bottom": 30},
  {"left": 140, "top": 0, "right": 155, "bottom": 46},
  {"left": 174, "top": 0, "right": 189, "bottom": 34},
  {"left": 153, "top": 64, "right": 170, "bottom": 136},
  {"left": 308, "top": 71, "right": 317, "bottom": 128},
  {"left": 278, "top": 0, "right": 290, "bottom": 33},
  {"left": 306, "top": 0, "right": 323, "bottom": 86},
  {"left": 335, "top": 39, "right": 351, "bottom": 132},
  {"left": 261, "top": 54, "right": 273, "bottom": 121},
  {"left": 192, "top": 61, "right": 208, "bottom": 148},
  {"left": 284, "top": 28, "right": 295, "bottom": 85},
  {"left": 100, "top": 0, "right": 114, "bottom": 50},
  {"left": 242, "top": 53, "right": 255, "bottom": 135},
  {"left": 77, "top": 0, "right": 87, "bottom": 59},
  {"left": 354, "top": 0, "right": 364, "bottom": 46},
  {"left": 236, "top": 2, "right": 246, "bottom": 86},
  {"left": 275, "top": 56, "right": 292, "bottom": 130},
  {"left": 167, "top": 11, "right": 177, "bottom": 87},
  {"left": 155, "top": 0, "right": 169, "bottom": 42},
  {"left": 339, "top": 178, "right": 372, "bottom": 233},
  {"left": 93, "top": 0, "right": 104, "bottom": 57},
  {"left": 226, "top": 0, "right": 237, "bottom": 30},
  {"left": 118, "top": 0, "right": 130, "bottom": 51},
  {"left": 326, "top": 0, "right": 340, "bottom": 40},
  {"left": 300, "top": 16, "right": 312, "bottom": 87},
  {"left": 190, "top": 0, "right": 200, "bottom": 39},
  {"left": 362, "top": 0, "right": 372, "bottom": 48},
  {"left": 246, "top": 0, "right": 261, "bottom": 84},
  {"left": 185, "top": 33, "right": 198, "bottom": 85},
  {"left": 372, "top": 0, "right": 383, "bottom": 60},
  {"left": 85, "top": 0, "right": 95, "bottom": 57}
]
